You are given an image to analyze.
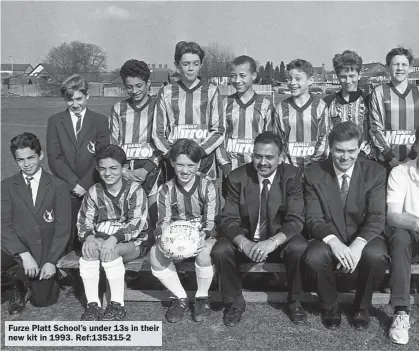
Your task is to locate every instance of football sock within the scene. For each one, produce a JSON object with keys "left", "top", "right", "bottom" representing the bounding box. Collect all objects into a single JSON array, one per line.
[
  {"left": 79, "top": 258, "right": 101, "bottom": 306},
  {"left": 102, "top": 257, "right": 126, "bottom": 306},
  {"left": 395, "top": 306, "right": 409, "bottom": 314},
  {"left": 151, "top": 262, "right": 187, "bottom": 299},
  {"left": 195, "top": 263, "right": 215, "bottom": 298}
]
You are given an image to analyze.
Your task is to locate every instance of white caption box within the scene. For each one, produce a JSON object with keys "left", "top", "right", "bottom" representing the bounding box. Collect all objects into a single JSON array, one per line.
[{"left": 5, "top": 321, "right": 162, "bottom": 347}]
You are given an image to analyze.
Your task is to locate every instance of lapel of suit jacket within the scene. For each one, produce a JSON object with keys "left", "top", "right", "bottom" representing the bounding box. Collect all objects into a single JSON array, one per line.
[
  {"left": 34, "top": 170, "right": 52, "bottom": 214},
  {"left": 267, "top": 166, "right": 282, "bottom": 233},
  {"left": 345, "top": 159, "right": 363, "bottom": 215},
  {"left": 77, "top": 109, "right": 94, "bottom": 148},
  {"left": 61, "top": 110, "right": 77, "bottom": 147},
  {"left": 244, "top": 166, "right": 260, "bottom": 238},
  {"left": 13, "top": 173, "right": 36, "bottom": 216},
  {"left": 319, "top": 159, "right": 348, "bottom": 240}
]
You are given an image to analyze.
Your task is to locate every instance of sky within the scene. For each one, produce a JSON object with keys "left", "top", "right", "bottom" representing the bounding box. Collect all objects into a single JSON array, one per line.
[{"left": 1, "top": 1, "right": 419, "bottom": 71}]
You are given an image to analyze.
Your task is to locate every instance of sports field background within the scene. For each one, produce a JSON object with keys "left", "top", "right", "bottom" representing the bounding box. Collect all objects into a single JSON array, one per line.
[{"left": 1, "top": 96, "right": 418, "bottom": 351}]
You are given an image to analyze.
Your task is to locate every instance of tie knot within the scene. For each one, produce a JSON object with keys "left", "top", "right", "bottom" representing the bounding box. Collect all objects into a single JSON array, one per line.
[
  {"left": 262, "top": 179, "right": 270, "bottom": 186},
  {"left": 342, "top": 174, "right": 349, "bottom": 180},
  {"left": 26, "top": 176, "right": 33, "bottom": 182},
  {"left": 75, "top": 113, "right": 82, "bottom": 119}
]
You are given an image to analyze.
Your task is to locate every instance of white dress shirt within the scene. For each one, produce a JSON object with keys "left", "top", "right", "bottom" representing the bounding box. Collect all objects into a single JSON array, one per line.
[
  {"left": 69, "top": 108, "right": 86, "bottom": 136},
  {"left": 253, "top": 170, "right": 277, "bottom": 241},
  {"left": 23, "top": 167, "right": 42, "bottom": 206}
]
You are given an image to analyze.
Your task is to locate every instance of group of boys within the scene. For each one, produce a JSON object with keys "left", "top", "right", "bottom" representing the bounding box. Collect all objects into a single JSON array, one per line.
[{"left": 1, "top": 41, "right": 418, "bottom": 346}]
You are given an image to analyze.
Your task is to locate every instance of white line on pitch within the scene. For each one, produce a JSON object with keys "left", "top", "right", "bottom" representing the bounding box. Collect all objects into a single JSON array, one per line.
[{"left": 1, "top": 123, "right": 46, "bottom": 127}]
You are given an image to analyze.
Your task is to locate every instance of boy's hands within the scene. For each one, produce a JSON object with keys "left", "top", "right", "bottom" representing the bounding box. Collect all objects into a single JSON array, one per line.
[
  {"left": 39, "top": 262, "right": 56, "bottom": 280},
  {"left": 82, "top": 236, "right": 102, "bottom": 259},
  {"left": 72, "top": 184, "right": 86, "bottom": 197},
  {"left": 100, "top": 236, "right": 118, "bottom": 262},
  {"left": 20, "top": 252, "right": 39, "bottom": 278},
  {"left": 123, "top": 168, "right": 148, "bottom": 183}
]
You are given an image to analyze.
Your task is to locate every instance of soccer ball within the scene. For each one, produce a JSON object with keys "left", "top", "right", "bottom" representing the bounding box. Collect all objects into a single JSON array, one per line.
[{"left": 160, "top": 220, "right": 204, "bottom": 259}]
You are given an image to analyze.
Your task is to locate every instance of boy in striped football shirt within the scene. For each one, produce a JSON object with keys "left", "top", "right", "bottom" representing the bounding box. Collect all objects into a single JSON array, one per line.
[
  {"left": 324, "top": 50, "right": 377, "bottom": 160},
  {"left": 150, "top": 139, "right": 218, "bottom": 323},
  {"left": 216, "top": 55, "right": 274, "bottom": 175},
  {"left": 369, "top": 46, "right": 419, "bottom": 169},
  {"left": 109, "top": 59, "right": 161, "bottom": 227},
  {"left": 273, "top": 59, "right": 328, "bottom": 168},
  {"left": 152, "top": 41, "right": 225, "bottom": 180},
  {"left": 77, "top": 145, "right": 149, "bottom": 321}
]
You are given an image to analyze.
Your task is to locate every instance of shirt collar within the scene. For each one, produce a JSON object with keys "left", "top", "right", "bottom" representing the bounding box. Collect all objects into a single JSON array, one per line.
[
  {"left": 333, "top": 163, "right": 355, "bottom": 180},
  {"left": 22, "top": 167, "right": 42, "bottom": 183},
  {"left": 257, "top": 169, "right": 277, "bottom": 186},
  {"left": 69, "top": 108, "right": 87, "bottom": 119}
]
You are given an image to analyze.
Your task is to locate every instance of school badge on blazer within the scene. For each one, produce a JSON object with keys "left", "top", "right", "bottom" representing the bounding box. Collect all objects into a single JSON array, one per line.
[
  {"left": 43, "top": 209, "right": 54, "bottom": 223},
  {"left": 87, "top": 141, "right": 96, "bottom": 154}
]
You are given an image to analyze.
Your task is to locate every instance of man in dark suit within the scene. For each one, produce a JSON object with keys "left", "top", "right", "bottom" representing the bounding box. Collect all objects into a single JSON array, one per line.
[
  {"left": 303, "top": 121, "right": 389, "bottom": 330},
  {"left": 46, "top": 74, "right": 110, "bottom": 253},
  {"left": 211, "top": 131, "right": 308, "bottom": 327},
  {"left": 1, "top": 133, "right": 71, "bottom": 314}
]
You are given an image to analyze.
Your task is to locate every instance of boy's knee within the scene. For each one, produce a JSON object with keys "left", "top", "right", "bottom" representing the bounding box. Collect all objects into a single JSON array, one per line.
[
  {"left": 150, "top": 244, "right": 171, "bottom": 270},
  {"left": 195, "top": 239, "right": 215, "bottom": 267}
]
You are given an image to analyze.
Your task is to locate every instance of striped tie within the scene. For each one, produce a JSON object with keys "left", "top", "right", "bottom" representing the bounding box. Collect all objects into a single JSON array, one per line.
[
  {"left": 75, "top": 113, "right": 82, "bottom": 138},
  {"left": 258, "top": 178, "right": 270, "bottom": 241},
  {"left": 26, "top": 176, "right": 34, "bottom": 201},
  {"left": 340, "top": 174, "right": 349, "bottom": 207}
]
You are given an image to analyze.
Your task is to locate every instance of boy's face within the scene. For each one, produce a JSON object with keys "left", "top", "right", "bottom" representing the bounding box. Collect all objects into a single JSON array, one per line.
[
  {"left": 171, "top": 154, "right": 200, "bottom": 186},
  {"left": 287, "top": 69, "right": 313, "bottom": 98},
  {"left": 389, "top": 55, "right": 411, "bottom": 84},
  {"left": 175, "top": 53, "right": 202, "bottom": 84},
  {"left": 15, "top": 147, "right": 43, "bottom": 177},
  {"left": 65, "top": 90, "right": 89, "bottom": 114},
  {"left": 124, "top": 76, "right": 150, "bottom": 103},
  {"left": 230, "top": 62, "right": 257, "bottom": 95},
  {"left": 97, "top": 158, "right": 127, "bottom": 187},
  {"left": 337, "top": 68, "right": 360, "bottom": 93}
]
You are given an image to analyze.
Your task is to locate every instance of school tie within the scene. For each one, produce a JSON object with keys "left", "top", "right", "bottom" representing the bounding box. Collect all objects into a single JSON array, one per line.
[
  {"left": 26, "top": 176, "right": 34, "bottom": 201},
  {"left": 340, "top": 174, "right": 349, "bottom": 207},
  {"left": 75, "top": 113, "right": 82, "bottom": 139},
  {"left": 258, "top": 179, "right": 270, "bottom": 241}
]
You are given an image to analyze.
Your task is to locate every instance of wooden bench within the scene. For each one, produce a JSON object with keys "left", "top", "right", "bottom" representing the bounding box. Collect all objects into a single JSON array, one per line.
[{"left": 57, "top": 251, "right": 419, "bottom": 305}]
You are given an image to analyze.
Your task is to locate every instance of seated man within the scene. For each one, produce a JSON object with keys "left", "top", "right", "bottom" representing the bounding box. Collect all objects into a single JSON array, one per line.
[
  {"left": 150, "top": 139, "right": 218, "bottom": 323},
  {"left": 211, "top": 131, "right": 308, "bottom": 327},
  {"left": 386, "top": 126, "right": 419, "bottom": 345},
  {"left": 1, "top": 132, "right": 71, "bottom": 314},
  {"left": 303, "top": 121, "right": 388, "bottom": 331},
  {"left": 77, "top": 144, "right": 149, "bottom": 321}
]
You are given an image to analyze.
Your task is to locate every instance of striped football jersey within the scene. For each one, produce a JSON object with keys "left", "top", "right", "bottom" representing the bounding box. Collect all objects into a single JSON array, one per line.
[
  {"left": 152, "top": 80, "right": 225, "bottom": 156},
  {"left": 155, "top": 173, "right": 218, "bottom": 239},
  {"left": 216, "top": 92, "right": 274, "bottom": 170},
  {"left": 369, "top": 83, "right": 419, "bottom": 162},
  {"left": 77, "top": 179, "right": 149, "bottom": 245},
  {"left": 274, "top": 94, "right": 329, "bottom": 168},
  {"left": 109, "top": 96, "right": 160, "bottom": 166},
  {"left": 324, "top": 89, "right": 378, "bottom": 160}
]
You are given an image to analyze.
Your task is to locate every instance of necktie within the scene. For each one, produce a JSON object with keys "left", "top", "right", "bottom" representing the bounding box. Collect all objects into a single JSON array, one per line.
[
  {"left": 258, "top": 178, "right": 270, "bottom": 241},
  {"left": 26, "top": 176, "right": 34, "bottom": 201},
  {"left": 75, "top": 113, "right": 82, "bottom": 138},
  {"left": 340, "top": 174, "right": 349, "bottom": 207}
]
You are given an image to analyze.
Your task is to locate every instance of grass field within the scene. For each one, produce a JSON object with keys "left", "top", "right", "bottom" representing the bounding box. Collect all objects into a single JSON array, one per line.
[{"left": 1, "top": 96, "right": 418, "bottom": 351}]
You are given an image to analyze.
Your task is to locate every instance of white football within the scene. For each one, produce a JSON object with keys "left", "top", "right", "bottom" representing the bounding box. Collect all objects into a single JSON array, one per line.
[{"left": 160, "top": 220, "right": 204, "bottom": 259}]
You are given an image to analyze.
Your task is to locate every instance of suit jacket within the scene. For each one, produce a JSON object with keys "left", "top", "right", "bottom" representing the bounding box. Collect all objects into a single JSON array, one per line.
[
  {"left": 304, "top": 157, "right": 386, "bottom": 244},
  {"left": 220, "top": 163, "right": 305, "bottom": 242},
  {"left": 1, "top": 170, "right": 72, "bottom": 266},
  {"left": 46, "top": 108, "right": 110, "bottom": 192}
]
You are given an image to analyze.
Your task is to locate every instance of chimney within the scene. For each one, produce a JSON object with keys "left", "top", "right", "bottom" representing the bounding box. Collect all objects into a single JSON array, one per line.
[
  {"left": 164, "top": 64, "right": 168, "bottom": 69},
  {"left": 151, "top": 64, "right": 155, "bottom": 68},
  {"left": 159, "top": 64, "right": 163, "bottom": 68}
]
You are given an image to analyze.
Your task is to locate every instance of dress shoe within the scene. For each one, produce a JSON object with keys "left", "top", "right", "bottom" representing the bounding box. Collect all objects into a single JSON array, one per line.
[
  {"left": 288, "top": 302, "right": 308, "bottom": 324},
  {"left": 8, "top": 285, "right": 30, "bottom": 315},
  {"left": 223, "top": 302, "right": 245, "bottom": 327},
  {"left": 322, "top": 303, "right": 341, "bottom": 330},
  {"left": 352, "top": 309, "right": 370, "bottom": 330}
]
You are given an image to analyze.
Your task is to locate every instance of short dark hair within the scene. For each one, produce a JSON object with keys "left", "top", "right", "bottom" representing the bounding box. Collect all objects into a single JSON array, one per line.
[
  {"left": 230, "top": 55, "right": 257, "bottom": 73},
  {"left": 254, "top": 131, "right": 283, "bottom": 154},
  {"left": 174, "top": 41, "right": 205, "bottom": 64},
  {"left": 60, "top": 74, "right": 89, "bottom": 100},
  {"left": 286, "top": 59, "right": 313, "bottom": 77},
  {"left": 10, "top": 132, "right": 42, "bottom": 159},
  {"left": 120, "top": 59, "right": 150, "bottom": 83},
  {"left": 385, "top": 46, "right": 414, "bottom": 66},
  {"left": 96, "top": 144, "right": 127, "bottom": 166},
  {"left": 332, "top": 50, "right": 363, "bottom": 75},
  {"left": 328, "top": 121, "right": 363, "bottom": 148},
  {"left": 169, "top": 139, "right": 204, "bottom": 163}
]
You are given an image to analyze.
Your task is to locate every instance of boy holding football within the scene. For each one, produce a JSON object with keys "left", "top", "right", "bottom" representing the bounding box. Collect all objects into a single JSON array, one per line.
[
  {"left": 150, "top": 139, "right": 218, "bottom": 323},
  {"left": 273, "top": 59, "right": 328, "bottom": 168},
  {"left": 77, "top": 144, "right": 149, "bottom": 321}
]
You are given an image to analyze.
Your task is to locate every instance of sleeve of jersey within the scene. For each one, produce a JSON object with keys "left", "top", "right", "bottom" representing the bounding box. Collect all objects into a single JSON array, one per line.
[
  {"left": 152, "top": 87, "right": 172, "bottom": 155},
  {"left": 369, "top": 90, "right": 394, "bottom": 161},
  {"left": 201, "top": 180, "right": 218, "bottom": 238},
  {"left": 263, "top": 102, "right": 274, "bottom": 131},
  {"left": 109, "top": 104, "right": 120, "bottom": 145},
  {"left": 200, "top": 87, "right": 225, "bottom": 155},
  {"left": 155, "top": 184, "right": 173, "bottom": 239},
  {"left": 77, "top": 189, "right": 98, "bottom": 242},
  {"left": 113, "top": 186, "right": 149, "bottom": 243},
  {"left": 386, "top": 166, "right": 406, "bottom": 213},
  {"left": 309, "top": 102, "right": 329, "bottom": 164}
]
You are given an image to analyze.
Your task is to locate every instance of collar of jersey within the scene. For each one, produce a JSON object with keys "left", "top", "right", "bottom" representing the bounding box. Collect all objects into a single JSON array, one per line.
[
  {"left": 336, "top": 88, "right": 363, "bottom": 105},
  {"left": 234, "top": 91, "right": 258, "bottom": 109},
  {"left": 289, "top": 94, "right": 314, "bottom": 112},
  {"left": 177, "top": 79, "right": 203, "bottom": 93},
  {"left": 389, "top": 82, "right": 412, "bottom": 99},
  {"left": 128, "top": 95, "right": 152, "bottom": 113}
]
